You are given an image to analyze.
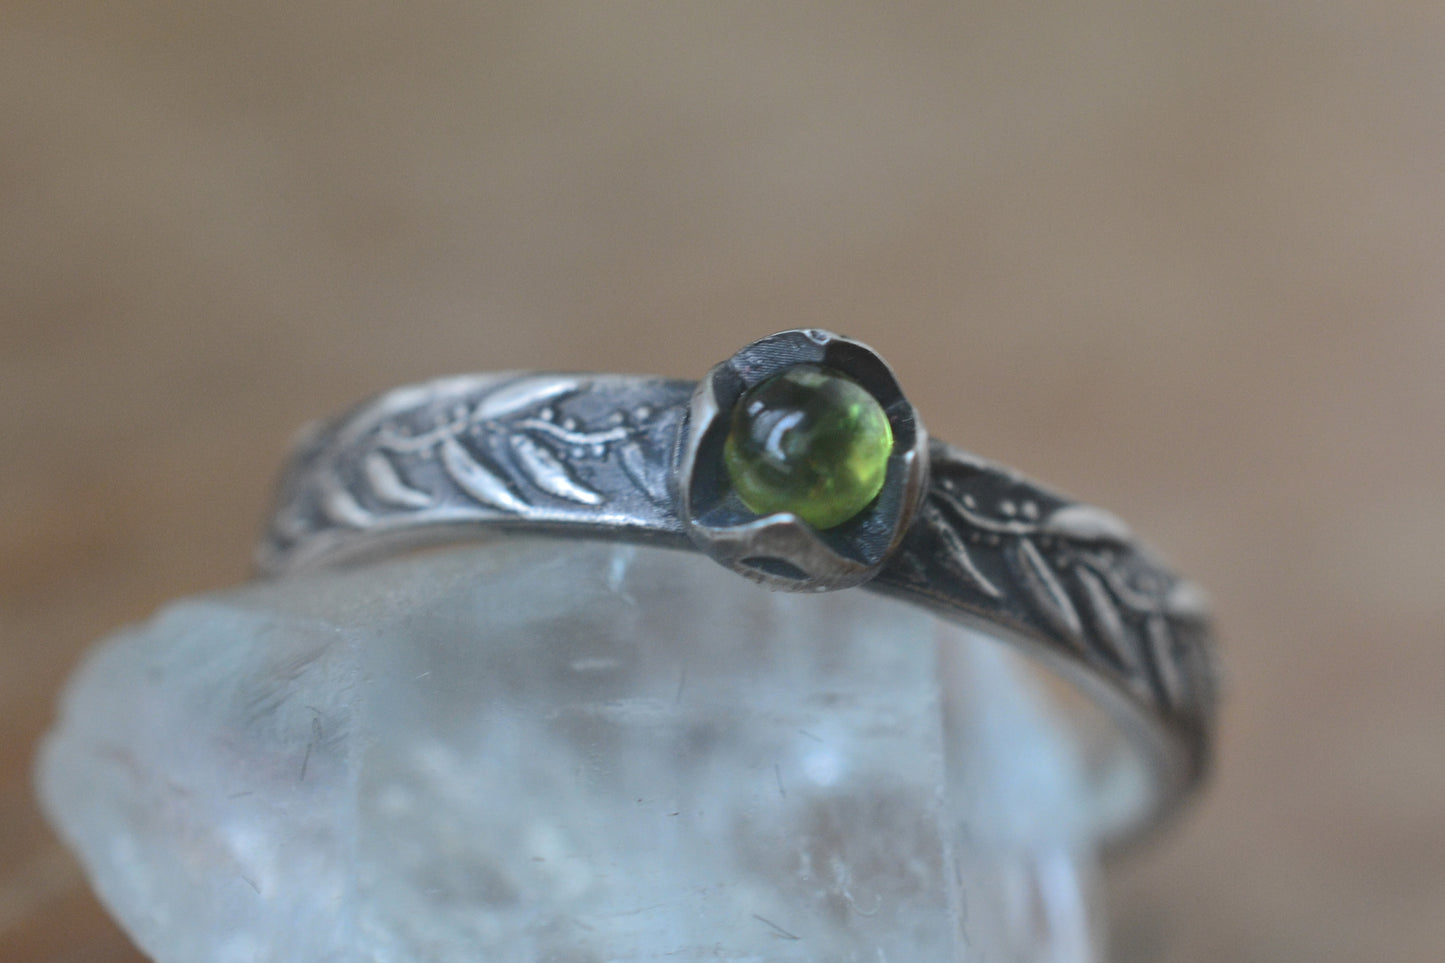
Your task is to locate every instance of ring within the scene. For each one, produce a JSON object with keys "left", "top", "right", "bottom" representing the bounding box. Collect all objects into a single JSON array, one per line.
[{"left": 257, "top": 328, "right": 1217, "bottom": 846}]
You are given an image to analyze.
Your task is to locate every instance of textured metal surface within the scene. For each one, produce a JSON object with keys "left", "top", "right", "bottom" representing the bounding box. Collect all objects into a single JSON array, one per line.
[{"left": 256, "top": 369, "right": 1217, "bottom": 845}]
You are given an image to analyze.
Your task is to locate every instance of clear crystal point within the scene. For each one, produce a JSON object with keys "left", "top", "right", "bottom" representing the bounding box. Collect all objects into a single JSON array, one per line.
[{"left": 38, "top": 538, "right": 1104, "bottom": 961}]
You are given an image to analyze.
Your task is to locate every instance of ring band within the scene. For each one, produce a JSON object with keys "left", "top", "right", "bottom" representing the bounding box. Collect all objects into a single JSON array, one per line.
[{"left": 256, "top": 329, "right": 1217, "bottom": 845}]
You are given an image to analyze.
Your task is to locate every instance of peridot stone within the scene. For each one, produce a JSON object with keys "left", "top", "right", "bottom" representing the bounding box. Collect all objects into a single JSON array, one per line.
[{"left": 723, "top": 365, "right": 893, "bottom": 529}]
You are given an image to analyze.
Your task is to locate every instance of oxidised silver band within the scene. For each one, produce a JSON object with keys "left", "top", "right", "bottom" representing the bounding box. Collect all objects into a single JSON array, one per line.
[{"left": 256, "top": 334, "right": 1217, "bottom": 846}]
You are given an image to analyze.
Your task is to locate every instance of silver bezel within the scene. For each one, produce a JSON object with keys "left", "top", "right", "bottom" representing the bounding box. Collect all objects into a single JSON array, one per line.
[{"left": 674, "top": 328, "right": 930, "bottom": 591}]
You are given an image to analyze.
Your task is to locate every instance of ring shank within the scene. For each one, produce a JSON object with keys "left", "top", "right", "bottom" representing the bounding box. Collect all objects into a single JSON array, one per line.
[{"left": 257, "top": 371, "right": 1216, "bottom": 848}]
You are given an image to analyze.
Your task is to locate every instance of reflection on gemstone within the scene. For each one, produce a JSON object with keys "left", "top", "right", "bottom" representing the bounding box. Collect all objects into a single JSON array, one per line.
[{"left": 723, "top": 365, "right": 893, "bottom": 529}]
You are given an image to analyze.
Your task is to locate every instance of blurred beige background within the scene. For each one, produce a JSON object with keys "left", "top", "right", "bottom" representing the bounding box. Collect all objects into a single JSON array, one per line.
[{"left": 2, "top": 2, "right": 1443, "bottom": 960}]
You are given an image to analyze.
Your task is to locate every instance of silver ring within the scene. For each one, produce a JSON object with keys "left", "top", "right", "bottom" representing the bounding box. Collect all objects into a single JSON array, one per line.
[{"left": 256, "top": 329, "right": 1216, "bottom": 846}]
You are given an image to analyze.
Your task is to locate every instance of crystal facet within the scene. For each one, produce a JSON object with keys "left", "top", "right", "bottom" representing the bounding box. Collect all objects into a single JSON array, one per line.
[
  {"left": 723, "top": 365, "right": 893, "bottom": 529},
  {"left": 37, "top": 540, "right": 1109, "bottom": 961}
]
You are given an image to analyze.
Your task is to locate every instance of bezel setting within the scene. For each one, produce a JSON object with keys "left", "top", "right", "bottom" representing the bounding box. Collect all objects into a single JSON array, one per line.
[{"left": 675, "top": 328, "right": 930, "bottom": 591}]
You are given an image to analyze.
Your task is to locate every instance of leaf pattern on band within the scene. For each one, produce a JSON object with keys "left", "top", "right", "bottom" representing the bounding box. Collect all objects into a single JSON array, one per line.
[
  {"left": 892, "top": 452, "right": 1212, "bottom": 714},
  {"left": 319, "top": 376, "right": 678, "bottom": 533}
]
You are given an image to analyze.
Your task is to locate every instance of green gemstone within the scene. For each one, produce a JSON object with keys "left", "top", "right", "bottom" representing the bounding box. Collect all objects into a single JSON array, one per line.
[{"left": 723, "top": 364, "right": 893, "bottom": 530}]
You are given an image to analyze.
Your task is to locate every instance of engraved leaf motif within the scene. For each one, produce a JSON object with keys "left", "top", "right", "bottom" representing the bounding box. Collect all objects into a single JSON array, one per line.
[
  {"left": 922, "top": 500, "right": 1002, "bottom": 598},
  {"left": 1144, "top": 613, "right": 1186, "bottom": 709},
  {"left": 1164, "top": 579, "right": 1210, "bottom": 622},
  {"left": 1008, "top": 537, "right": 1085, "bottom": 648},
  {"left": 510, "top": 435, "right": 603, "bottom": 505},
  {"left": 1073, "top": 566, "right": 1138, "bottom": 673},
  {"left": 1042, "top": 504, "right": 1133, "bottom": 545},
  {"left": 619, "top": 440, "right": 671, "bottom": 505},
  {"left": 474, "top": 376, "right": 578, "bottom": 421},
  {"left": 362, "top": 451, "right": 433, "bottom": 509},
  {"left": 439, "top": 436, "right": 528, "bottom": 513},
  {"left": 319, "top": 471, "right": 373, "bottom": 529}
]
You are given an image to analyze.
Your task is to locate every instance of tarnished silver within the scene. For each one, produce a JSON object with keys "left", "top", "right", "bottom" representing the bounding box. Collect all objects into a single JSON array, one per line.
[
  {"left": 256, "top": 330, "right": 1217, "bottom": 845},
  {"left": 677, "top": 329, "right": 929, "bottom": 591}
]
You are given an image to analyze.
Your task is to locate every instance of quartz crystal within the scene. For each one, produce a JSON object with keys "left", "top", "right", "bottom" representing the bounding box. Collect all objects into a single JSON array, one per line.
[{"left": 38, "top": 538, "right": 1105, "bottom": 962}]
